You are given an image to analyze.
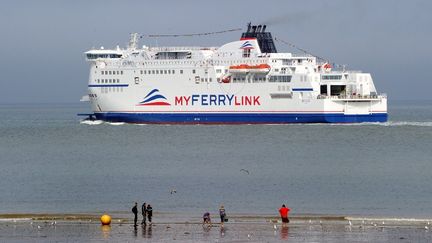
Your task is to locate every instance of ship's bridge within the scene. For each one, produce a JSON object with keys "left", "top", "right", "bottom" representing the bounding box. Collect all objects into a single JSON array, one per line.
[{"left": 85, "top": 49, "right": 123, "bottom": 60}]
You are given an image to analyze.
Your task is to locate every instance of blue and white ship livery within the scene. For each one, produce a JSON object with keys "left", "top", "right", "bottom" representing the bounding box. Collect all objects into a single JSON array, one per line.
[{"left": 84, "top": 24, "right": 387, "bottom": 124}]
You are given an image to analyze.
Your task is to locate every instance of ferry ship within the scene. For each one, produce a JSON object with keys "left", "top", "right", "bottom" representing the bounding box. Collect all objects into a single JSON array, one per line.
[{"left": 83, "top": 24, "right": 387, "bottom": 124}]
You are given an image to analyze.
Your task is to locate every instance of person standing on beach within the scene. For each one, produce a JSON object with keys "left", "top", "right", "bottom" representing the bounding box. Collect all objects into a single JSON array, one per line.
[
  {"left": 141, "top": 202, "right": 147, "bottom": 225},
  {"left": 219, "top": 205, "right": 226, "bottom": 226},
  {"left": 132, "top": 202, "right": 138, "bottom": 226},
  {"left": 279, "top": 204, "right": 290, "bottom": 224},
  {"left": 147, "top": 204, "right": 153, "bottom": 224}
]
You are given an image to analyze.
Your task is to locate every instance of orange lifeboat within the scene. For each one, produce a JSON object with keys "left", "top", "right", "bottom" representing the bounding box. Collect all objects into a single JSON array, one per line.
[
  {"left": 229, "top": 64, "right": 270, "bottom": 73},
  {"left": 249, "top": 64, "right": 270, "bottom": 73},
  {"left": 229, "top": 64, "right": 250, "bottom": 73}
]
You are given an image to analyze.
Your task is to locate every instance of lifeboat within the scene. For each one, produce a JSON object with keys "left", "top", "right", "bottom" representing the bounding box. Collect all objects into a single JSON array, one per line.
[
  {"left": 249, "top": 64, "right": 270, "bottom": 73},
  {"left": 229, "top": 64, "right": 270, "bottom": 73},
  {"left": 229, "top": 64, "right": 250, "bottom": 73}
]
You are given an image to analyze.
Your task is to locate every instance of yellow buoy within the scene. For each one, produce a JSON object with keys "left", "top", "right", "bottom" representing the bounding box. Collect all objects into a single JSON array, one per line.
[{"left": 100, "top": 214, "right": 112, "bottom": 225}]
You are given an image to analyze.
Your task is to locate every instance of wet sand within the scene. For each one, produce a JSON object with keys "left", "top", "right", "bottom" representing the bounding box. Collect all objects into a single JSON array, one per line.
[{"left": 0, "top": 213, "right": 431, "bottom": 242}]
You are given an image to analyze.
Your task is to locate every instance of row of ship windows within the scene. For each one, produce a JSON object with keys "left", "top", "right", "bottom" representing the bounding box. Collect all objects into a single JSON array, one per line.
[
  {"left": 96, "top": 74, "right": 335, "bottom": 84},
  {"left": 140, "top": 69, "right": 184, "bottom": 75},
  {"left": 321, "top": 75, "right": 342, "bottom": 80},
  {"left": 100, "top": 87, "right": 124, "bottom": 93},
  {"left": 101, "top": 69, "right": 205, "bottom": 76},
  {"left": 142, "top": 59, "right": 267, "bottom": 65},
  {"left": 100, "top": 68, "right": 302, "bottom": 77},
  {"left": 101, "top": 70, "right": 124, "bottom": 75},
  {"left": 195, "top": 77, "right": 213, "bottom": 83},
  {"left": 230, "top": 76, "right": 292, "bottom": 83},
  {"left": 95, "top": 79, "right": 120, "bottom": 83}
]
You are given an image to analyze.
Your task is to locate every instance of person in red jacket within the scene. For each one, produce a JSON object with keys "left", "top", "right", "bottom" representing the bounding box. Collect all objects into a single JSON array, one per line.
[{"left": 279, "top": 204, "right": 290, "bottom": 224}]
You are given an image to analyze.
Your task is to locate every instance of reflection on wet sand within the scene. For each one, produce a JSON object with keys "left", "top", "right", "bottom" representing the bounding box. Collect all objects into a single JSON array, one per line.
[
  {"left": 140, "top": 224, "right": 152, "bottom": 239},
  {"left": 280, "top": 225, "right": 289, "bottom": 240},
  {"left": 101, "top": 225, "right": 111, "bottom": 239},
  {"left": 220, "top": 226, "right": 226, "bottom": 238},
  {"left": 5, "top": 216, "right": 432, "bottom": 242},
  {"left": 203, "top": 224, "right": 211, "bottom": 239}
]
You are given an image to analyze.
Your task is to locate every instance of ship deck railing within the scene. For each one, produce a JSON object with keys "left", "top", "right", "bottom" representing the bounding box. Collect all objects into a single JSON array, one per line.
[
  {"left": 317, "top": 94, "right": 387, "bottom": 101},
  {"left": 148, "top": 46, "right": 218, "bottom": 52}
]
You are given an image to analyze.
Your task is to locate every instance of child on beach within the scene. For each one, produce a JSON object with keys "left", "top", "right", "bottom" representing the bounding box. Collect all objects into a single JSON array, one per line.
[
  {"left": 146, "top": 204, "right": 153, "bottom": 224},
  {"left": 203, "top": 212, "right": 211, "bottom": 227}
]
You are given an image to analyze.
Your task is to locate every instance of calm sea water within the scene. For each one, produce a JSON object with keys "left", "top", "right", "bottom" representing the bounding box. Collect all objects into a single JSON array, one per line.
[{"left": 0, "top": 101, "right": 431, "bottom": 218}]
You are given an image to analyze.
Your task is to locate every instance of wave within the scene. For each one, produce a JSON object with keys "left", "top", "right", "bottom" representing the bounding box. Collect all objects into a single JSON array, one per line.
[
  {"left": 80, "top": 120, "right": 104, "bottom": 125},
  {"left": 330, "top": 121, "right": 432, "bottom": 127},
  {"left": 379, "top": 121, "right": 432, "bottom": 127},
  {"left": 80, "top": 120, "right": 129, "bottom": 126},
  {"left": 107, "top": 122, "right": 126, "bottom": 126}
]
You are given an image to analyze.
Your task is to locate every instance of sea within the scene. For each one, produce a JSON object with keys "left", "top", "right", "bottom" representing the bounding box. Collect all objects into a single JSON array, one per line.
[{"left": 1, "top": 100, "right": 431, "bottom": 218}]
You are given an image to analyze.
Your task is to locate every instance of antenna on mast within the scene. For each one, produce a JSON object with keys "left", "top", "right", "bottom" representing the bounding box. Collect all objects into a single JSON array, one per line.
[{"left": 128, "top": 33, "right": 139, "bottom": 50}]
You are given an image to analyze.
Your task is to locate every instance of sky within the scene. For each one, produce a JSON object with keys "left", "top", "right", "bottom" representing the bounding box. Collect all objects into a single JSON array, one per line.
[{"left": 0, "top": 0, "right": 431, "bottom": 103}]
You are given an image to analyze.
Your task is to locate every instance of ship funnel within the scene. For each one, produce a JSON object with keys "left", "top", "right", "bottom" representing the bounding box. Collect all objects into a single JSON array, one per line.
[
  {"left": 256, "top": 25, "right": 262, "bottom": 32},
  {"left": 241, "top": 23, "right": 277, "bottom": 53}
]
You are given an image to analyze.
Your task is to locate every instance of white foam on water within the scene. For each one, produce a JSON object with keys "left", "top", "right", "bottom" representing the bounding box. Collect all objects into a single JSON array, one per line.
[
  {"left": 106, "top": 122, "right": 126, "bottom": 126},
  {"left": 0, "top": 218, "right": 32, "bottom": 222},
  {"left": 80, "top": 120, "right": 104, "bottom": 125},
  {"left": 79, "top": 120, "right": 432, "bottom": 127},
  {"left": 379, "top": 121, "right": 432, "bottom": 127},
  {"left": 346, "top": 216, "right": 432, "bottom": 223},
  {"left": 303, "top": 121, "right": 432, "bottom": 127}
]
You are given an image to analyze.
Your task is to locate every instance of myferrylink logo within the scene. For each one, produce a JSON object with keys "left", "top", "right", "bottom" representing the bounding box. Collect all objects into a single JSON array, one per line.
[
  {"left": 137, "top": 89, "right": 171, "bottom": 106},
  {"left": 174, "top": 94, "right": 261, "bottom": 106},
  {"left": 137, "top": 89, "right": 261, "bottom": 106}
]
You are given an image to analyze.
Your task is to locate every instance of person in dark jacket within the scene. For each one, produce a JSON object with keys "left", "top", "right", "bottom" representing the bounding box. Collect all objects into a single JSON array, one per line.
[
  {"left": 141, "top": 202, "right": 147, "bottom": 225},
  {"left": 219, "top": 205, "right": 226, "bottom": 226},
  {"left": 147, "top": 204, "right": 153, "bottom": 224},
  {"left": 132, "top": 202, "right": 138, "bottom": 226}
]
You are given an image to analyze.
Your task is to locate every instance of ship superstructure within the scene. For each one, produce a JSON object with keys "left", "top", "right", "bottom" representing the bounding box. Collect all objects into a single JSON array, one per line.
[{"left": 84, "top": 24, "right": 387, "bottom": 123}]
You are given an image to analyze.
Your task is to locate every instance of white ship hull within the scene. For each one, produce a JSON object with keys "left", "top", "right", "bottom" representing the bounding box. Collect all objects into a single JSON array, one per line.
[{"left": 84, "top": 25, "right": 388, "bottom": 124}]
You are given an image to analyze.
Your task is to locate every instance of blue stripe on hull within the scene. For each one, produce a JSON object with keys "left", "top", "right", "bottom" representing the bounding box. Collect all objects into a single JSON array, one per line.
[{"left": 94, "top": 112, "right": 388, "bottom": 124}]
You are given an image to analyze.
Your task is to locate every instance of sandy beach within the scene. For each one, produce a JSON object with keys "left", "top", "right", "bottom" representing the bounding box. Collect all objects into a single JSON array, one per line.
[{"left": 1, "top": 213, "right": 431, "bottom": 242}]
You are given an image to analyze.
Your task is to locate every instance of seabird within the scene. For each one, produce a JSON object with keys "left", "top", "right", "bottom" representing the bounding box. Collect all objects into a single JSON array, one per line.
[
  {"left": 170, "top": 189, "right": 177, "bottom": 194},
  {"left": 240, "top": 169, "right": 250, "bottom": 175}
]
